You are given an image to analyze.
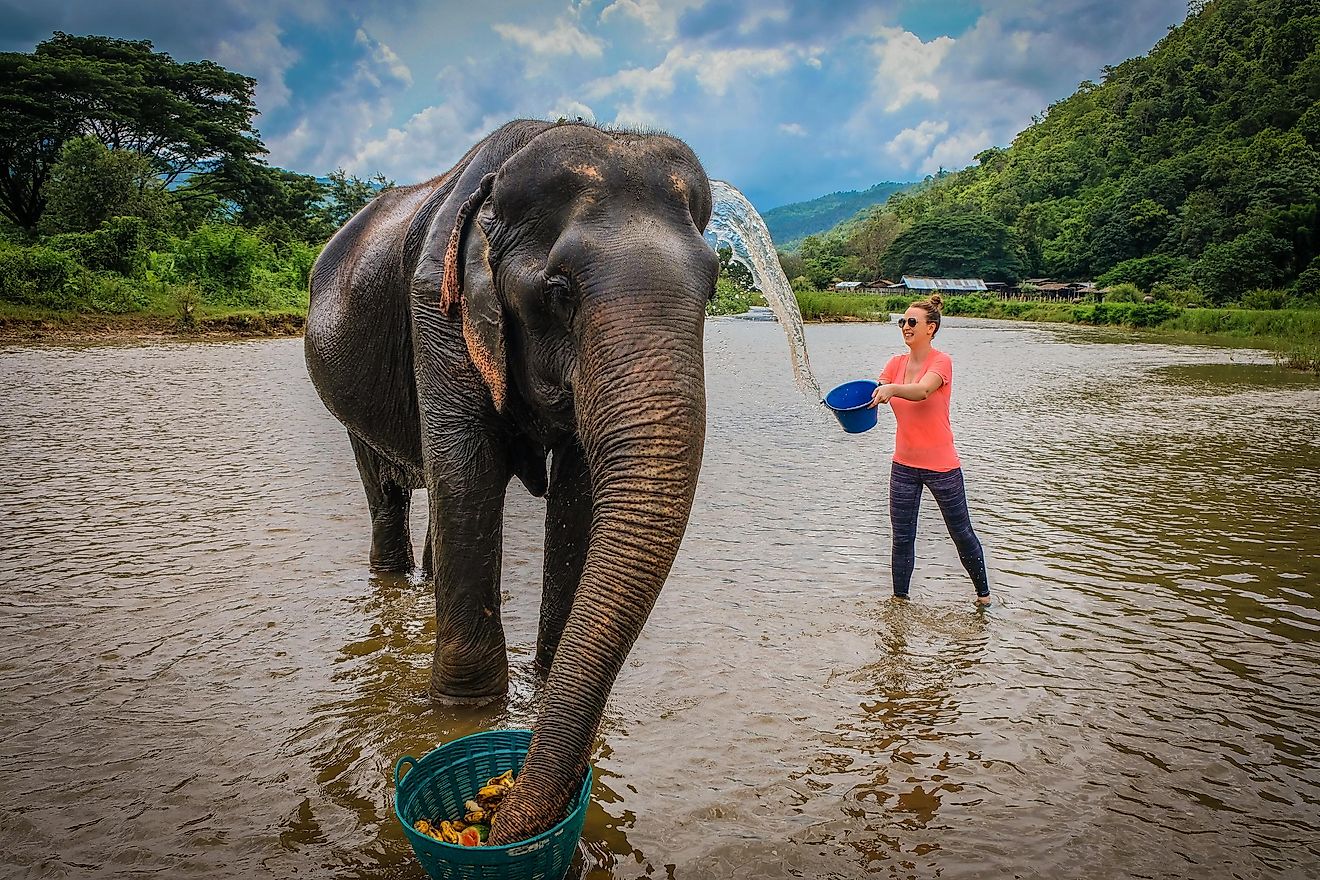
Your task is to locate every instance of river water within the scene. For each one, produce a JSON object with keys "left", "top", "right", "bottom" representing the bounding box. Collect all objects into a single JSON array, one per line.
[{"left": 1, "top": 319, "right": 1317, "bottom": 880}]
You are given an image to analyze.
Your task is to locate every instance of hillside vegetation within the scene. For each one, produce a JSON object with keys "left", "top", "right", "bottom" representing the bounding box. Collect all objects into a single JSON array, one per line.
[
  {"left": 762, "top": 182, "right": 907, "bottom": 250},
  {"left": 786, "top": 0, "right": 1320, "bottom": 308}
]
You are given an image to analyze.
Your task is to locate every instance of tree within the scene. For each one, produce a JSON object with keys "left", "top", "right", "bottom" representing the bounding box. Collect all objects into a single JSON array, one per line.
[
  {"left": 777, "top": 250, "right": 804, "bottom": 281},
  {"left": 39, "top": 136, "right": 172, "bottom": 234},
  {"left": 0, "top": 32, "right": 264, "bottom": 231},
  {"left": 1095, "top": 253, "right": 1192, "bottom": 290},
  {"left": 881, "top": 212, "right": 1026, "bottom": 282},
  {"left": 185, "top": 159, "right": 332, "bottom": 242},
  {"left": 1193, "top": 228, "right": 1292, "bottom": 304},
  {"left": 317, "top": 168, "right": 395, "bottom": 231},
  {"left": 798, "top": 233, "right": 847, "bottom": 288},
  {"left": 716, "top": 245, "right": 756, "bottom": 290},
  {"left": 845, "top": 211, "right": 904, "bottom": 279}
]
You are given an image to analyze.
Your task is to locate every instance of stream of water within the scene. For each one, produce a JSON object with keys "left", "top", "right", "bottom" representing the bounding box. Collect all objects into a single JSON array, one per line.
[{"left": 709, "top": 179, "right": 822, "bottom": 399}]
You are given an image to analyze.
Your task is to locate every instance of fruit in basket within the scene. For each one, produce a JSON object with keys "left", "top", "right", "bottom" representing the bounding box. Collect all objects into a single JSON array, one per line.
[{"left": 413, "top": 769, "right": 516, "bottom": 847}]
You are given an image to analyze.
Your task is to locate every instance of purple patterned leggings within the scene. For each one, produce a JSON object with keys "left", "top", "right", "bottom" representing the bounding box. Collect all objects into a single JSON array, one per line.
[{"left": 889, "top": 461, "right": 990, "bottom": 598}]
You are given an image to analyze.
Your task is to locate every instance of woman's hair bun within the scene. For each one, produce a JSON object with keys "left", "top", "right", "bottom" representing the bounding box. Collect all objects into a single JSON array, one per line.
[{"left": 929, "top": 293, "right": 943, "bottom": 310}]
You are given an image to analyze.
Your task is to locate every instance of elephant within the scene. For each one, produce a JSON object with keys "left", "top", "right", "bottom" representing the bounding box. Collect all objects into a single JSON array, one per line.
[{"left": 304, "top": 119, "right": 717, "bottom": 844}]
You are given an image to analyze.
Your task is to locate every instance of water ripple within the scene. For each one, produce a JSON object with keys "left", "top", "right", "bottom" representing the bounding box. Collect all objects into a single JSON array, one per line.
[{"left": 1, "top": 326, "right": 1317, "bottom": 879}]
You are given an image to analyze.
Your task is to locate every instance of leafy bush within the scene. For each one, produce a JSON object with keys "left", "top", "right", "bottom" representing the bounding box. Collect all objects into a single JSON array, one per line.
[
  {"left": 793, "top": 291, "right": 887, "bottom": 320},
  {"left": 146, "top": 251, "right": 182, "bottom": 285},
  {"left": 1194, "top": 230, "right": 1293, "bottom": 305},
  {"left": 1096, "top": 254, "right": 1191, "bottom": 291},
  {"left": 170, "top": 224, "right": 271, "bottom": 300},
  {"left": 38, "top": 137, "right": 174, "bottom": 235},
  {"left": 47, "top": 216, "right": 149, "bottom": 276},
  {"left": 1151, "top": 282, "right": 1207, "bottom": 307},
  {"left": 85, "top": 271, "right": 149, "bottom": 313},
  {"left": 707, "top": 276, "right": 764, "bottom": 316},
  {"left": 1290, "top": 261, "right": 1320, "bottom": 306},
  {"left": 1102, "top": 282, "right": 1142, "bottom": 303},
  {"left": 1238, "top": 288, "right": 1288, "bottom": 310},
  {"left": 880, "top": 212, "right": 1026, "bottom": 282},
  {"left": 1070, "top": 301, "right": 1180, "bottom": 327},
  {"left": 0, "top": 242, "right": 86, "bottom": 309},
  {"left": 250, "top": 267, "right": 311, "bottom": 311},
  {"left": 173, "top": 282, "right": 202, "bottom": 328},
  {"left": 276, "top": 238, "right": 320, "bottom": 292}
]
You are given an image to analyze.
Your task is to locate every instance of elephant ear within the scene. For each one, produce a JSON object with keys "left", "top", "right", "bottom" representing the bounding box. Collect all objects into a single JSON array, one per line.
[{"left": 440, "top": 173, "right": 507, "bottom": 412}]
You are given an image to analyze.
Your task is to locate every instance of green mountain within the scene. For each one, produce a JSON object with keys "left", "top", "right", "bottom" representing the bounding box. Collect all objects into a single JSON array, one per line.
[
  {"left": 762, "top": 182, "right": 908, "bottom": 249},
  {"left": 808, "top": 0, "right": 1320, "bottom": 302}
]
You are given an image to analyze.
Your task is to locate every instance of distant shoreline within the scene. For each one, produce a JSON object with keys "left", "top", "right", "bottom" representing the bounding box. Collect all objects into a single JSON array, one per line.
[
  {"left": 0, "top": 312, "right": 305, "bottom": 346},
  {"left": 3, "top": 307, "right": 1316, "bottom": 376}
]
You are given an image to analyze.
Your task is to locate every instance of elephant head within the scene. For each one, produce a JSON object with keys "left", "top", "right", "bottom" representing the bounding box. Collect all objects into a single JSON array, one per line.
[{"left": 429, "top": 123, "right": 717, "bottom": 842}]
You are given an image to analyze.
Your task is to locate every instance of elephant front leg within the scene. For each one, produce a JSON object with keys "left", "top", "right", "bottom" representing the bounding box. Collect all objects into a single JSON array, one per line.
[
  {"left": 537, "top": 439, "right": 592, "bottom": 673},
  {"left": 427, "top": 446, "right": 510, "bottom": 702}
]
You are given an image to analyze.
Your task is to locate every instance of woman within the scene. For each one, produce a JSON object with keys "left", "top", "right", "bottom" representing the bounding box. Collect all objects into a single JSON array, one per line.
[{"left": 869, "top": 294, "right": 992, "bottom": 605}]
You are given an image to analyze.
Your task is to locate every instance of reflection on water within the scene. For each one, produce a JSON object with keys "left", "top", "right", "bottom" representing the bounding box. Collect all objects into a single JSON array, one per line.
[{"left": 1, "top": 318, "right": 1318, "bottom": 879}]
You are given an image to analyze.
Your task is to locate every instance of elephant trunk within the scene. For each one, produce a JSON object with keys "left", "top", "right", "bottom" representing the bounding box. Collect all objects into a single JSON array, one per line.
[{"left": 488, "top": 274, "right": 708, "bottom": 844}]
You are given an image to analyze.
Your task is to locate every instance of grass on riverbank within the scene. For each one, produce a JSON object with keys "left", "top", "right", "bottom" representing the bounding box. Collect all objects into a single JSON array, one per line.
[
  {"left": 797, "top": 291, "right": 1320, "bottom": 373},
  {"left": 4, "top": 286, "right": 1316, "bottom": 374},
  {"left": 0, "top": 299, "right": 305, "bottom": 341}
]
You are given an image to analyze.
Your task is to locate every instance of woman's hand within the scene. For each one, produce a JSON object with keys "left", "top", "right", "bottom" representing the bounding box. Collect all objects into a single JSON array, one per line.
[{"left": 870, "top": 383, "right": 895, "bottom": 407}]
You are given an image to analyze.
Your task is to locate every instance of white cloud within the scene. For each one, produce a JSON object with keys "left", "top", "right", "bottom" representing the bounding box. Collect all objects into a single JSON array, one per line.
[
  {"left": 355, "top": 28, "right": 413, "bottom": 87},
  {"left": 589, "top": 42, "right": 805, "bottom": 130},
  {"left": 779, "top": 122, "right": 807, "bottom": 136},
  {"left": 871, "top": 26, "right": 954, "bottom": 112},
  {"left": 266, "top": 27, "right": 418, "bottom": 175},
  {"left": 347, "top": 101, "right": 489, "bottom": 180},
  {"left": 213, "top": 26, "right": 298, "bottom": 110},
  {"left": 694, "top": 46, "right": 795, "bottom": 96},
  {"left": 919, "top": 128, "right": 992, "bottom": 175},
  {"left": 493, "top": 18, "right": 605, "bottom": 58},
  {"left": 738, "top": 5, "right": 789, "bottom": 35},
  {"left": 598, "top": 0, "right": 703, "bottom": 42},
  {"left": 885, "top": 120, "right": 949, "bottom": 165},
  {"left": 546, "top": 100, "right": 596, "bottom": 122}
]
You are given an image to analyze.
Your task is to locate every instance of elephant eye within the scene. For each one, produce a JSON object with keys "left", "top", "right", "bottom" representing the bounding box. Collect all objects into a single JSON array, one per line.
[{"left": 544, "top": 273, "right": 576, "bottom": 323}]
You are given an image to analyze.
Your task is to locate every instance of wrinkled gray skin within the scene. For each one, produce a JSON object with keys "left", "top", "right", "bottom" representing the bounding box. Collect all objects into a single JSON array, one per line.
[{"left": 305, "top": 120, "right": 716, "bottom": 843}]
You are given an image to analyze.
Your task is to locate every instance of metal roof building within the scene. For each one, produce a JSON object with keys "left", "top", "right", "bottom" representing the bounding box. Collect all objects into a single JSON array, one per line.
[{"left": 900, "top": 276, "right": 988, "bottom": 291}]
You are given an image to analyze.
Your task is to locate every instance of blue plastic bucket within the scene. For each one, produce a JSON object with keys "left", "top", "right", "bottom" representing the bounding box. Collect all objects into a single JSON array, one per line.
[
  {"left": 394, "top": 729, "right": 592, "bottom": 880},
  {"left": 824, "top": 379, "right": 880, "bottom": 433}
]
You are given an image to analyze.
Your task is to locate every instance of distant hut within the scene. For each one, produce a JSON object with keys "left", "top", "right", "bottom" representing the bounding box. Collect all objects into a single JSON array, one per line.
[{"left": 897, "top": 276, "right": 989, "bottom": 293}]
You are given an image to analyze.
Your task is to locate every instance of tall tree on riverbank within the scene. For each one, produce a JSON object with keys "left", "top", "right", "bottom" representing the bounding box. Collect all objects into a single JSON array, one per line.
[{"left": 0, "top": 32, "right": 264, "bottom": 232}]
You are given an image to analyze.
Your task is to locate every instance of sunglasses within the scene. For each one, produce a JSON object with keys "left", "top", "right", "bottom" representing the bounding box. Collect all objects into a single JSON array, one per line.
[{"left": 896, "top": 317, "right": 924, "bottom": 328}]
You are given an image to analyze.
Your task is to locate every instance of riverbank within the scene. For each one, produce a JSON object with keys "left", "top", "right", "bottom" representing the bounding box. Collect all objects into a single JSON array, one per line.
[
  {"left": 794, "top": 291, "right": 1320, "bottom": 373},
  {"left": 0, "top": 304, "right": 304, "bottom": 344},
  {"left": 5, "top": 297, "right": 1317, "bottom": 375}
]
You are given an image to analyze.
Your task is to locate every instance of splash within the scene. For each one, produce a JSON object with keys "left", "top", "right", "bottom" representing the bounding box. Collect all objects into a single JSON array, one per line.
[{"left": 708, "top": 180, "right": 821, "bottom": 399}]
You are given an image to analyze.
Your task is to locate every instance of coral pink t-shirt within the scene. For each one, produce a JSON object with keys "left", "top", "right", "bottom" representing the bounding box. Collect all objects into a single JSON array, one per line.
[{"left": 879, "top": 349, "right": 961, "bottom": 472}]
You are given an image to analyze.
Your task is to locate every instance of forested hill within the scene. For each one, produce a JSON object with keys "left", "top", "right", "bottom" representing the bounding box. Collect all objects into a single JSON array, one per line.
[
  {"left": 762, "top": 182, "right": 907, "bottom": 248},
  {"left": 808, "top": 0, "right": 1320, "bottom": 304}
]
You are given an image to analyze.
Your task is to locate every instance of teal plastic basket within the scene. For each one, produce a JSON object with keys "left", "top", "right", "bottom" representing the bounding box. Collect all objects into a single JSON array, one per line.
[{"left": 393, "top": 729, "right": 592, "bottom": 880}]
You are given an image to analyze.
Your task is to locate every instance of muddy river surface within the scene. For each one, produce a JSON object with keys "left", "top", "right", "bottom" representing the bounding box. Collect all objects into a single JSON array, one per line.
[{"left": 2, "top": 318, "right": 1318, "bottom": 879}]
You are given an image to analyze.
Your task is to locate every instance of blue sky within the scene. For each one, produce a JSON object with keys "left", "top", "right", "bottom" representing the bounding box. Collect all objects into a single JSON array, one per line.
[{"left": 1, "top": 0, "right": 1187, "bottom": 210}]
